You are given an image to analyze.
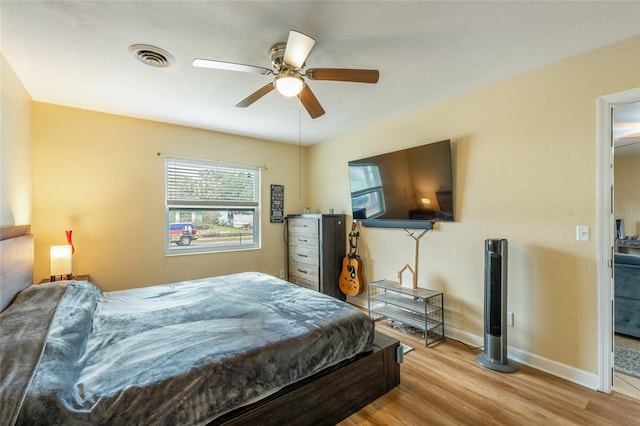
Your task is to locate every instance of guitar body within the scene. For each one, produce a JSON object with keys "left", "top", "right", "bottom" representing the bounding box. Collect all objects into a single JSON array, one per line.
[
  {"left": 339, "top": 254, "right": 365, "bottom": 296},
  {"left": 340, "top": 220, "right": 365, "bottom": 297}
]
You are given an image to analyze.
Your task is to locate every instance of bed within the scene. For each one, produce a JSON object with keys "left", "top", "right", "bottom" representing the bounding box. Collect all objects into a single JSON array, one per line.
[{"left": 0, "top": 226, "right": 400, "bottom": 425}]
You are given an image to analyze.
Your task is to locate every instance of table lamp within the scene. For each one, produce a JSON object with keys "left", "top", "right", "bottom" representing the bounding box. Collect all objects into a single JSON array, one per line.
[{"left": 50, "top": 245, "right": 72, "bottom": 281}]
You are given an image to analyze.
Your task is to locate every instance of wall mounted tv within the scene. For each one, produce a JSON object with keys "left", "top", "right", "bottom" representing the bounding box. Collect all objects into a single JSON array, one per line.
[{"left": 348, "top": 139, "right": 454, "bottom": 229}]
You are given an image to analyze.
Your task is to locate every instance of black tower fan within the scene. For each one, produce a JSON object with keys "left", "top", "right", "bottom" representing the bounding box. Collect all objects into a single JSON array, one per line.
[{"left": 476, "top": 238, "right": 518, "bottom": 373}]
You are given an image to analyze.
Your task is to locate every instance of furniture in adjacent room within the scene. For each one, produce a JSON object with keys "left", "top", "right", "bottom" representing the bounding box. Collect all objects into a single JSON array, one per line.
[
  {"left": 368, "top": 279, "right": 444, "bottom": 346},
  {"left": 286, "top": 213, "right": 346, "bottom": 300},
  {"left": 616, "top": 238, "right": 640, "bottom": 255},
  {"left": 614, "top": 252, "right": 640, "bottom": 339}
]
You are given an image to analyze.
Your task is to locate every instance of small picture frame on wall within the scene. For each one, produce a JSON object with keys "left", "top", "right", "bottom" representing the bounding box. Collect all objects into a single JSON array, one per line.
[{"left": 270, "top": 184, "right": 284, "bottom": 223}]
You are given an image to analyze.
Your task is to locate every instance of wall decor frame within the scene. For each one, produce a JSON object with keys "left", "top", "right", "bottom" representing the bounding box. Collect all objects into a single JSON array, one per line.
[{"left": 270, "top": 184, "right": 284, "bottom": 223}]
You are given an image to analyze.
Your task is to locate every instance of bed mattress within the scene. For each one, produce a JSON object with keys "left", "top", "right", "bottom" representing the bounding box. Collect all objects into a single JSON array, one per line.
[{"left": 0, "top": 272, "right": 375, "bottom": 425}]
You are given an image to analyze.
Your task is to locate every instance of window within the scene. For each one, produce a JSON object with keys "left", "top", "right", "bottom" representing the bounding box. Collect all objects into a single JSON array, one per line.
[
  {"left": 348, "top": 163, "right": 385, "bottom": 219},
  {"left": 165, "top": 158, "right": 260, "bottom": 254}
]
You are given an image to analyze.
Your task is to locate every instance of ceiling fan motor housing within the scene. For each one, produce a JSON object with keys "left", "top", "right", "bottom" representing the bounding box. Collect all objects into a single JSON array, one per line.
[{"left": 269, "top": 42, "right": 287, "bottom": 73}]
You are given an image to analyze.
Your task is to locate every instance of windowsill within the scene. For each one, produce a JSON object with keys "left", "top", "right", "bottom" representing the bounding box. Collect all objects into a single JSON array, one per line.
[{"left": 164, "top": 245, "right": 261, "bottom": 257}]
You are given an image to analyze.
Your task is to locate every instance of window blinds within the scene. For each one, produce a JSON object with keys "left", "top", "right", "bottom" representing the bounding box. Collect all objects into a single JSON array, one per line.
[{"left": 166, "top": 159, "right": 259, "bottom": 206}]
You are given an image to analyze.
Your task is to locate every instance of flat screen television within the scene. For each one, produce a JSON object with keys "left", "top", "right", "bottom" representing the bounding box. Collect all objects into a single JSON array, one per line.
[{"left": 348, "top": 139, "right": 454, "bottom": 229}]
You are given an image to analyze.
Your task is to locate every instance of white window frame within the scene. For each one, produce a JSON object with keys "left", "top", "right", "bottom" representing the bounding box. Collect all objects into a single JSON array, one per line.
[{"left": 165, "top": 157, "right": 261, "bottom": 255}]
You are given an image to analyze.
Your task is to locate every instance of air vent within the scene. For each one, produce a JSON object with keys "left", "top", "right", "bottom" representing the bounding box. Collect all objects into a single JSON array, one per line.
[{"left": 129, "top": 44, "right": 174, "bottom": 68}]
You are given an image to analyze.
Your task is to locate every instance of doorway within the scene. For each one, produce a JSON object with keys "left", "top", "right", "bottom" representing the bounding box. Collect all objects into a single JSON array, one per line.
[
  {"left": 597, "top": 88, "right": 640, "bottom": 395},
  {"left": 612, "top": 100, "right": 640, "bottom": 398}
]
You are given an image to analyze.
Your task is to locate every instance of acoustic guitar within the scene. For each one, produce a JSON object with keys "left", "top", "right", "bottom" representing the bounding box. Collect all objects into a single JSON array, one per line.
[{"left": 339, "top": 220, "right": 365, "bottom": 296}]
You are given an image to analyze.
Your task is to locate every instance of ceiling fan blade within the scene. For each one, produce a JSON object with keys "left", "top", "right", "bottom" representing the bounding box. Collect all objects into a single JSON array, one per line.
[
  {"left": 306, "top": 68, "right": 379, "bottom": 83},
  {"left": 283, "top": 30, "right": 316, "bottom": 70},
  {"left": 235, "top": 83, "right": 275, "bottom": 108},
  {"left": 193, "top": 58, "right": 272, "bottom": 75},
  {"left": 298, "top": 85, "right": 325, "bottom": 119}
]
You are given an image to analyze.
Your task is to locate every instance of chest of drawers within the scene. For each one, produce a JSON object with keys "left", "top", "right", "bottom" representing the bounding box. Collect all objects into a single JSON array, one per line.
[{"left": 286, "top": 214, "right": 346, "bottom": 300}]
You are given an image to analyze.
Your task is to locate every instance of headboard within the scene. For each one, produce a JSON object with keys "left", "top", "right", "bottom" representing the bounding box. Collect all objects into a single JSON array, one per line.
[{"left": 1, "top": 225, "right": 34, "bottom": 311}]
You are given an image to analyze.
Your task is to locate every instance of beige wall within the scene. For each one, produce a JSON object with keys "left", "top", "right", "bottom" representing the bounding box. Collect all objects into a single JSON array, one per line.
[
  {"left": 1, "top": 54, "right": 32, "bottom": 226},
  {"left": 614, "top": 154, "right": 640, "bottom": 237},
  {"left": 10, "top": 33, "right": 640, "bottom": 381},
  {"left": 307, "top": 36, "right": 640, "bottom": 374},
  {"left": 31, "top": 103, "right": 307, "bottom": 290}
]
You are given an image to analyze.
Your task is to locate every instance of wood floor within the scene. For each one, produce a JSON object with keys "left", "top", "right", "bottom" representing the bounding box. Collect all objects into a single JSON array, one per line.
[{"left": 338, "top": 321, "right": 640, "bottom": 426}]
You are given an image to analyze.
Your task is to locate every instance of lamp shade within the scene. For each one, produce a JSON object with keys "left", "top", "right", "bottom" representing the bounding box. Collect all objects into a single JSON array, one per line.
[{"left": 50, "top": 245, "right": 72, "bottom": 277}]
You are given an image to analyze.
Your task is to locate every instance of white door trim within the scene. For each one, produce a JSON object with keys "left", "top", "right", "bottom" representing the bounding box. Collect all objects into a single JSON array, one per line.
[{"left": 596, "top": 87, "right": 640, "bottom": 393}]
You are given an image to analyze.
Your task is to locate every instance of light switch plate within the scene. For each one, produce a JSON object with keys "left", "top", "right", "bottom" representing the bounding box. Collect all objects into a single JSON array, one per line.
[{"left": 576, "top": 225, "right": 590, "bottom": 242}]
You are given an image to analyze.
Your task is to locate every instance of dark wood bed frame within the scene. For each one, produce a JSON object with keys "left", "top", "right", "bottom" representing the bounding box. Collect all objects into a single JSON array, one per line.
[
  {"left": 1, "top": 225, "right": 401, "bottom": 425},
  {"left": 213, "top": 332, "right": 400, "bottom": 426}
]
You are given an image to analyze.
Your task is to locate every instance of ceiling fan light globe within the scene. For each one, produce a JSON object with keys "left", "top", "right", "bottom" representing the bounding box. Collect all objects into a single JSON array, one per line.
[{"left": 275, "top": 74, "right": 304, "bottom": 97}]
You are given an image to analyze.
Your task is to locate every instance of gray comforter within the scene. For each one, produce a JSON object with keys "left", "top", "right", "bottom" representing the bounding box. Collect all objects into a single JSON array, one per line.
[{"left": 0, "top": 272, "right": 375, "bottom": 425}]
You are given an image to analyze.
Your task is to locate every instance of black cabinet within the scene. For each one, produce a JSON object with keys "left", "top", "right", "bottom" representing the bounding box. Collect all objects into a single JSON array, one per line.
[{"left": 286, "top": 214, "right": 346, "bottom": 300}]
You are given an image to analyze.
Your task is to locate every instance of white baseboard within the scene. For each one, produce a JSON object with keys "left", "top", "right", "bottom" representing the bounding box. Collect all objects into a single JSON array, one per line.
[
  {"left": 506, "top": 345, "right": 599, "bottom": 390},
  {"left": 354, "top": 299, "right": 600, "bottom": 391},
  {"left": 445, "top": 325, "right": 599, "bottom": 390}
]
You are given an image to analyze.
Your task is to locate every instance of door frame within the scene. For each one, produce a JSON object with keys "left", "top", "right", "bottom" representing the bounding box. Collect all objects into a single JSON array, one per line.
[{"left": 596, "top": 87, "right": 640, "bottom": 393}]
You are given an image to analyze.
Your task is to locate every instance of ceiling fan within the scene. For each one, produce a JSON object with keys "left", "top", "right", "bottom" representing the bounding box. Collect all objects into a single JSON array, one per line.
[{"left": 193, "top": 30, "right": 379, "bottom": 119}]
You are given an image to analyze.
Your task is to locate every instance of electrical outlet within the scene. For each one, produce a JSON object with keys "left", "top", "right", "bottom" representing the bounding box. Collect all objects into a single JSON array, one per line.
[
  {"left": 507, "top": 311, "right": 514, "bottom": 327},
  {"left": 279, "top": 269, "right": 285, "bottom": 279}
]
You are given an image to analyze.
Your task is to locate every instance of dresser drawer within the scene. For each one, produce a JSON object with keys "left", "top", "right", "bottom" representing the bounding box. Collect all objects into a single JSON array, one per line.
[
  {"left": 288, "top": 232, "right": 318, "bottom": 249},
  {"left": 288, "top": 218, "right": 319, "bottom": 234},
  {"left": 289, "top": 274, "right": 320, "bottom": 292},
  {"left": 288, "top": 245, "right": 319, "bottom": 265},
  {"left": 289, "top": 260, "right": 319, "bottom": 285}
]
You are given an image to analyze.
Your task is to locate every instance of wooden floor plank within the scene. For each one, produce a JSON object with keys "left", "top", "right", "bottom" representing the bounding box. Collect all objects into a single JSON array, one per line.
[{"left": 338, "top": 321, "right": 640, "bottom": 425}]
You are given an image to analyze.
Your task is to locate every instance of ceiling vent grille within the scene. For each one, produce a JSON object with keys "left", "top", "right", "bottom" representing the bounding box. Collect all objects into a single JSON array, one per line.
[{"left": 129, "top": 44, "right": 174, "bottom": 68}]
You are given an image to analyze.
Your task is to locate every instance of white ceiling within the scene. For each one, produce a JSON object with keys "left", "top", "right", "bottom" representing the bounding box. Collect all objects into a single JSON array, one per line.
[{"left": 2, "top": 1, "right": 639, "bottom": 146}]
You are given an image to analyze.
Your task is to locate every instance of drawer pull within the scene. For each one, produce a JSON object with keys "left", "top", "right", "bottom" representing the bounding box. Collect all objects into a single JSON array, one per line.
[
  {"left": 296, "top": 254, "right": 308, "bottom": 258},
  {"left": 297, "top": 239, "right": 308, "bottom": 243},
  {"left": 297, "top": 269, "right": 308, "bottom": 274}
]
